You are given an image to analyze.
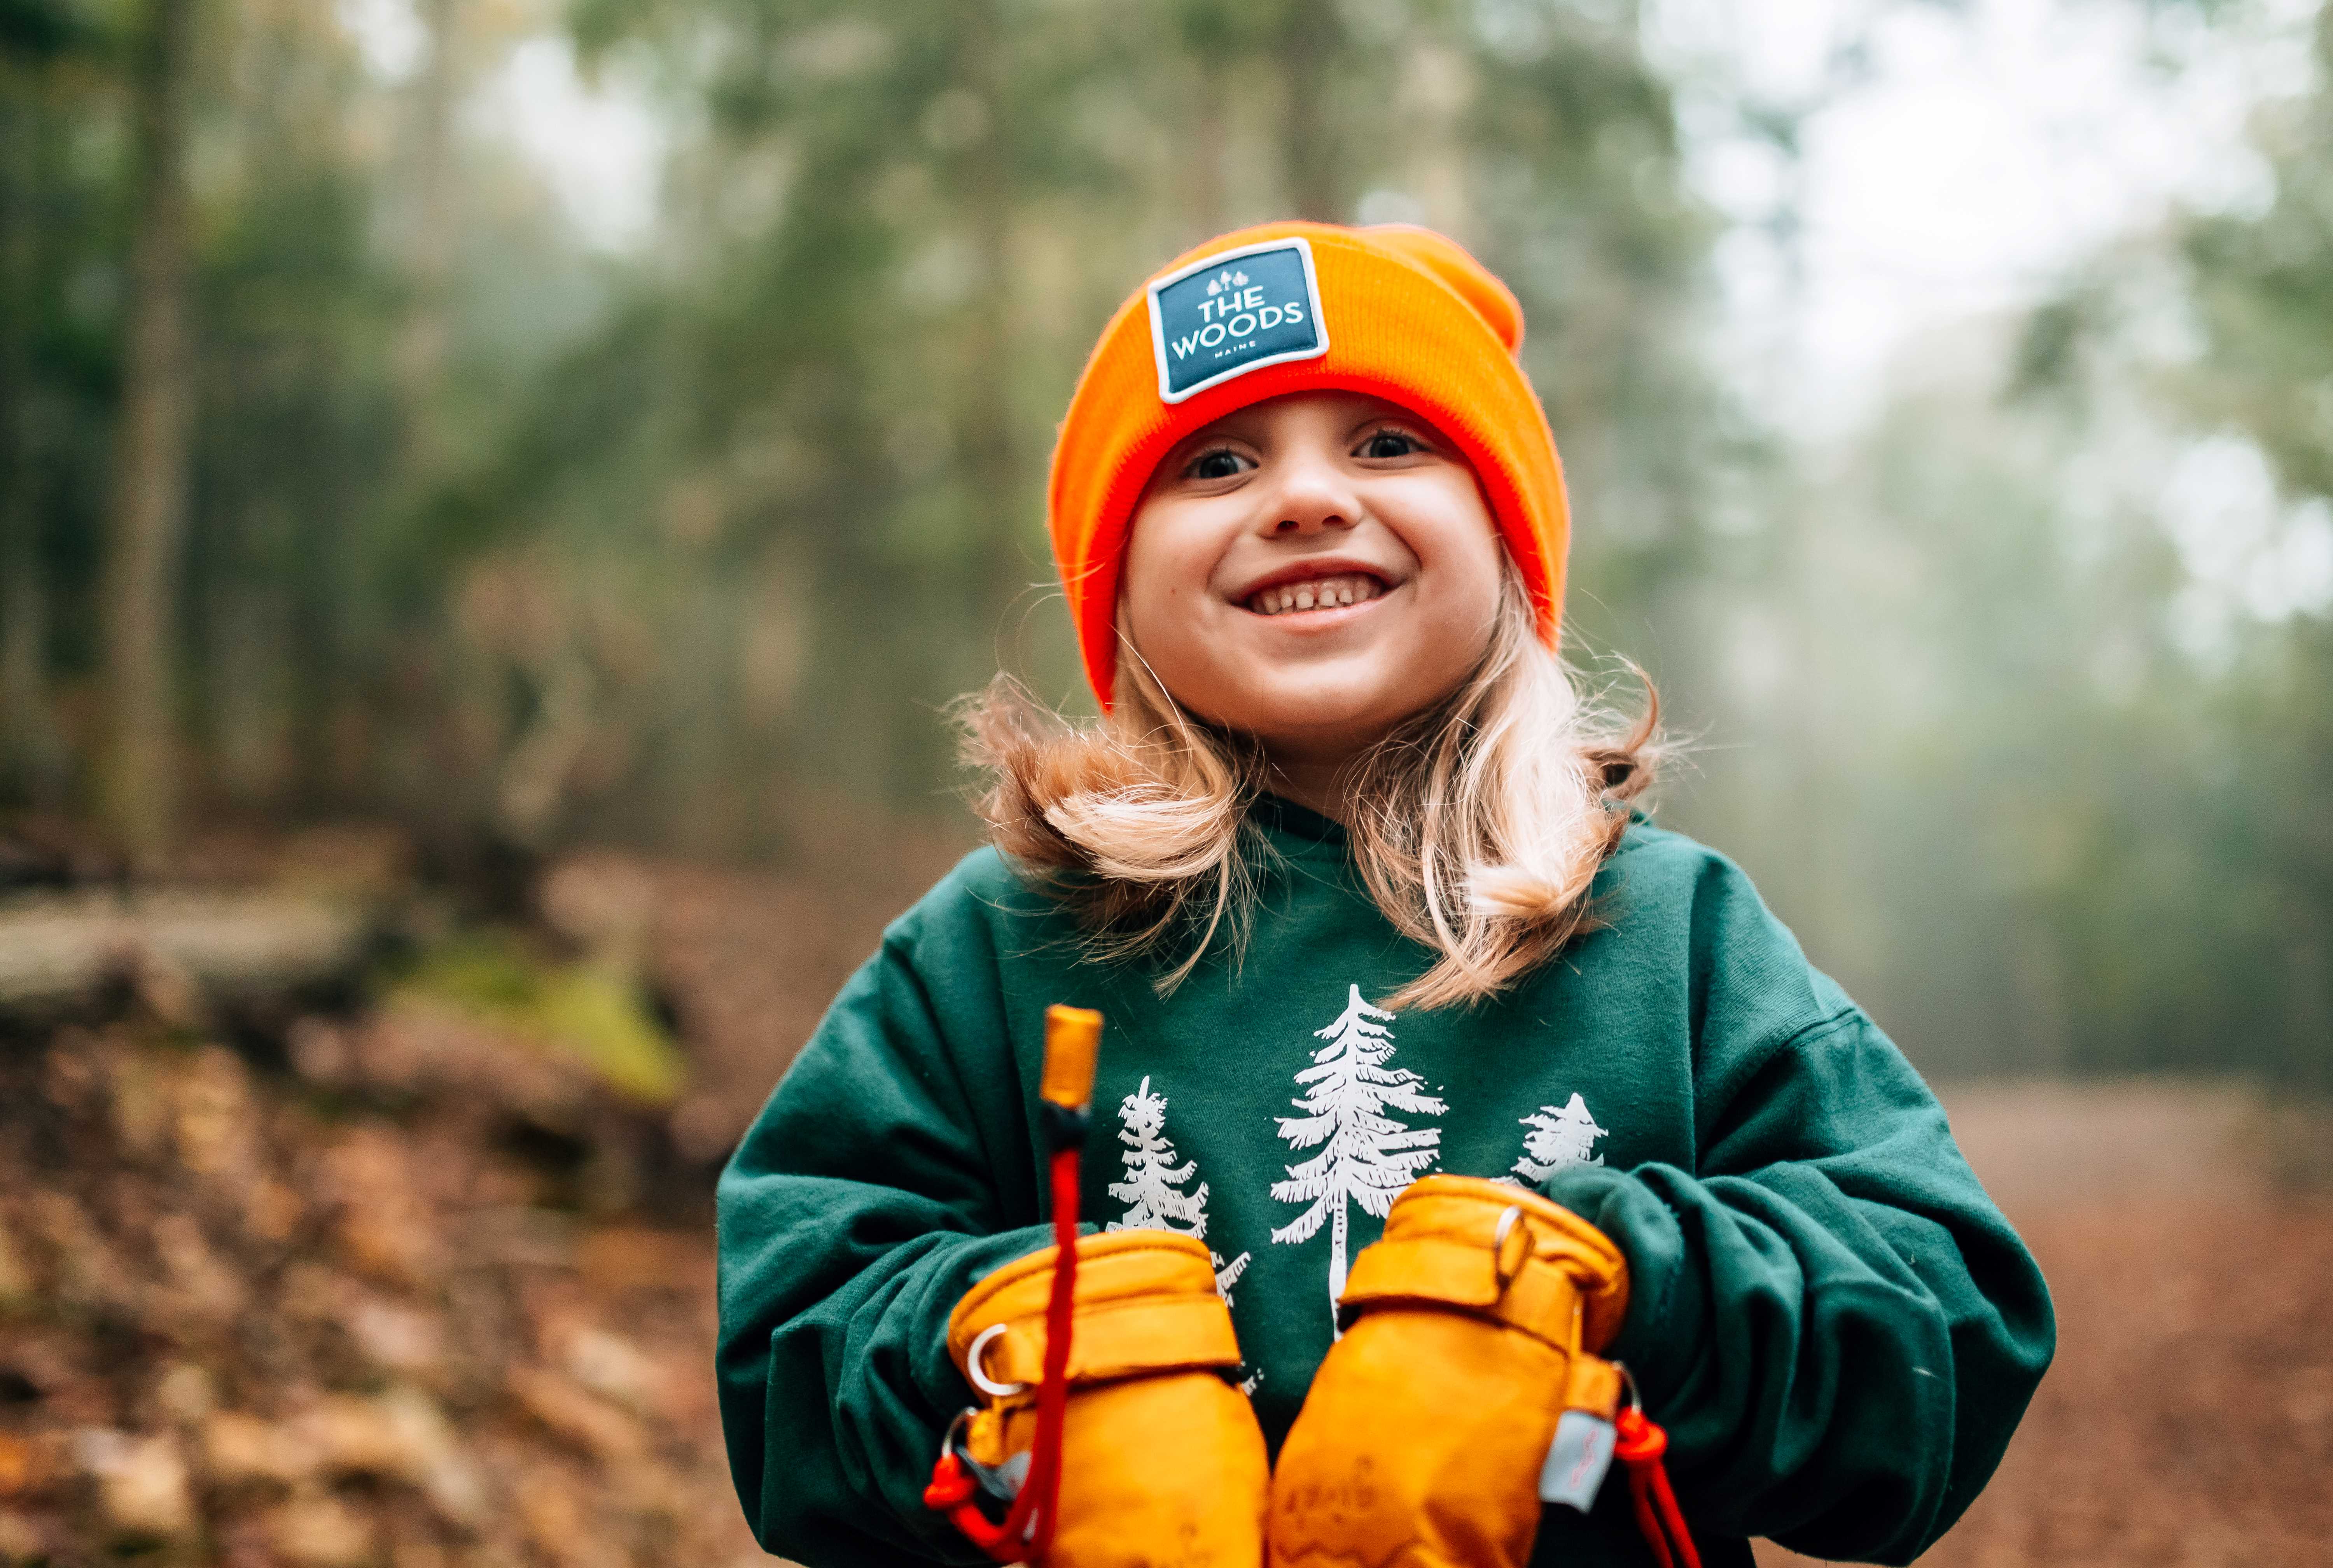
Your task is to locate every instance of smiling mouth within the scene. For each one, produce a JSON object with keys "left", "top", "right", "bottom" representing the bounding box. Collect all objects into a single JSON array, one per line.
[{"left": 1244, "top": 572, "right": 1388, "bottom": 617}]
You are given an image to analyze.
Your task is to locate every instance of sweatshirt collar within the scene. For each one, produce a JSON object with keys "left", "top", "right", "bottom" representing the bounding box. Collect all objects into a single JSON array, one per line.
[
  {"left": 1249, "top": 794, "right": 1656, "bottom": 860},
  {"left": 1249, "top": 794, "right": 1348, "bottom": 859}
]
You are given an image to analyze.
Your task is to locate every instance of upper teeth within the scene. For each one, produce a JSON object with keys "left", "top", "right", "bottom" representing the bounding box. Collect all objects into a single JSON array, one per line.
[{"left": 1247, "top": 574, "right": 1384, "bottom": 616}]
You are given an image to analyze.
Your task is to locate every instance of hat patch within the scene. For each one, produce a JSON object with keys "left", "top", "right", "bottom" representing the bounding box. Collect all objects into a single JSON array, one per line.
[{"left": 1146, "top": 238, "right": 1329, "bottom": 404}]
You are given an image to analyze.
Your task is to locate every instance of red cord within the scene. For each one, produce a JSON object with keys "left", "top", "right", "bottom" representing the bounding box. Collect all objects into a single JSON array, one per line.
[
  {"left": 924, "top": 1147, "right": 1083, "bottom": 1562},
  {"left": 1024, "top": 1146, "right": 1081, "bottom": 1558},
  {"left": 1614, "top": 1407, "right": 1700, "bottom": 1568}
]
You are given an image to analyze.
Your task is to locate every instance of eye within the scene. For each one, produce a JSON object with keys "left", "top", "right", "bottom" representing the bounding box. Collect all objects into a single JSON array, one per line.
[
  {"left": 1357, "top": 427, "right": 1424, "bottom": 460},
  {"left": 1186, "top": 446, "right": 1252, "bottom": 481}
]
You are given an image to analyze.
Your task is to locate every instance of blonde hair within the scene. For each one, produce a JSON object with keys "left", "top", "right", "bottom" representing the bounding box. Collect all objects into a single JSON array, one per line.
[{"left": 957, "top": 572, "right": 1658, "bottom": 1010}]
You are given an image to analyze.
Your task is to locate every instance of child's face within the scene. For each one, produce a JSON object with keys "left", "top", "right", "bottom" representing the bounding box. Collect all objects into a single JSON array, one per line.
[{"left": 1122, "top": 392, "right": 1504, "bottom": 769}]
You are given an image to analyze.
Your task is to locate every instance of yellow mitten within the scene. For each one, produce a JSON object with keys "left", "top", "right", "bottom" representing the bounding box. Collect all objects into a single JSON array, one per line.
[
  {"left": 946, "top": 1228, "right": 1269, "bottom": 1568},
  {"left": 1267, "top": 1176, "right": 1630, "bottom": 1568}
]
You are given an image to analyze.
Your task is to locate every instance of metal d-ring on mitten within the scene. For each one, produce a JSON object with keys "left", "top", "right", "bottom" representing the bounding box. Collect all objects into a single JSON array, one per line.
[{"left": 924, "top": 1007, "right": 1268, "bottom": 1568}]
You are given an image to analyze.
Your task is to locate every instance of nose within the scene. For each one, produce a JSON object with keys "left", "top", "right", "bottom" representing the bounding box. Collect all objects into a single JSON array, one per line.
[{"left": 1261, "top": 449, "right": 1362, "bottom": 538}]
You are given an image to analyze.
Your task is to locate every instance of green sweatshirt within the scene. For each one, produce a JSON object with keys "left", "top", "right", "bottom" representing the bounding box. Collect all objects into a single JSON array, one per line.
[{"left": 717, "top": 802, "right": 2054, "bottom": 1568}]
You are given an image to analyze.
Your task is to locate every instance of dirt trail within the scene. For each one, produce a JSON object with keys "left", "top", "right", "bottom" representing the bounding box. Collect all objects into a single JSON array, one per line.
[{"left": 1759, "top": 1081, "right": 2333, "bottom": 1567}]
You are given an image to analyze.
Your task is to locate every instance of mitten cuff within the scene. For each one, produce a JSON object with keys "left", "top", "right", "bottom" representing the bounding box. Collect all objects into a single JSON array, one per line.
[
  {"left": 1339, "top": 1175, "right": 1630, "bottom": 1351},
  {"left": 946, "top": 1229, "right": 1242, "bottom": 1391}
]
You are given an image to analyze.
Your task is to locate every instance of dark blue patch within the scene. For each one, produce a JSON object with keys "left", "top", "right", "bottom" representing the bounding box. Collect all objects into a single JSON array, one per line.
[{"left": 1147, "top": 240, "right": 1328, "bottom": 404}]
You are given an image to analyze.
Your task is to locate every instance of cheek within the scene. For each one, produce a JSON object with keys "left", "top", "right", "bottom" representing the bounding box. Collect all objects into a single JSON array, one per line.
[
  {"left": 1407, "top": 485, "right": 1506, "bottom": 624},
  {"left": 1456, "top": 546, "right": 1507, "bottom": 629},
  {"left": 1414, "top": 582, "right": 1500, "bottom": 695},
  {"left": 1118, "top": 510, "right": 1215, "bottom": 665}
]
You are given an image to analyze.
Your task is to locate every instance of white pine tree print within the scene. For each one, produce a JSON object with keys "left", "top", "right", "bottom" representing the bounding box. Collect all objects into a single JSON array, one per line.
[
  {"left": 1270, "top": 985, "right": 1446, "bottom": 1326},
  {"left": 1511, "top": 1092, "right": 1608, "bottom": 1183},
  {"left": 1106, "top": 1076, "right": 1252, "bottom": 1302}
]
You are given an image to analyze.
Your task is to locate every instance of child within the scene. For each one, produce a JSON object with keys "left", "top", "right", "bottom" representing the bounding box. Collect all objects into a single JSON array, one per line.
[{"left": 717, "top": 223, "right": 2054, "bottom": 1568}]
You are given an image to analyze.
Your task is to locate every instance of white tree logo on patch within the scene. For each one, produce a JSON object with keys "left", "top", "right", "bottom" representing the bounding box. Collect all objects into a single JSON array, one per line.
[
  {"left": 1270, "top": 985, "right": 1445, "bottom": 1328},
  {"left": 1107, "top": 1076, "right": 1251, "bottom": 1303},
  {"left": 1511, "top": 1093, "right": 1608, "bottom": 1184}
]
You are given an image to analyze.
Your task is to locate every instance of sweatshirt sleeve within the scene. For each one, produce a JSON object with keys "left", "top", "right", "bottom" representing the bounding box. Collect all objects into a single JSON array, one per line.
[
  {"left": 715, "top": 880, "right": 1047, "bottom": 1568},
  {"left": 1539, "top": 856, "right": 2056, "bottom": 1565}
]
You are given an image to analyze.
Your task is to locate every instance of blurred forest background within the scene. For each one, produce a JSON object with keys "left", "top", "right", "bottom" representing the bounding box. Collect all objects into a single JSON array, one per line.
[
  {"left": 2, "top": 0, "right": 2332, "bottom": 1563},
  {"left": 5, "top": 0, "right": 2330, "bottom": 1087}
]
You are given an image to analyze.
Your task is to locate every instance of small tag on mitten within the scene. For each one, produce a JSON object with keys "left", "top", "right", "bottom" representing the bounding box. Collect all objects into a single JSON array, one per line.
[
  {"left": 1538, "top": 1409, "right": 1618, "bottom": 1510},
  {"left": 981, "top": 1449, "right": 1030, "bottom": 1499}
]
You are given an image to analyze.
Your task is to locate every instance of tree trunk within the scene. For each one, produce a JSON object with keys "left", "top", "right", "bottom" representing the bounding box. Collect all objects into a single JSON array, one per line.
[
  {"left": 1326, "top": 1190, "right": 1348, "bottom": 1337},
  {"left": 955, "top": 5, "right": 1025, "bottom": 633},
  {"left": 1279, "top": 0, "right": 1340, "bottom": 223},
  {"left": 0, "top": 86, "right": 63, "bottom": 803},
  {"left": 393, "top": 0, "right": 459, "bottom": 478},
  {"left": 1402, "top": 43, "right": 1473, "bottom": 243},
  {"left": 1181, "top": 64, "right": 1228, "bottom": 239},
  {"left": 99, "top": 0, "right": 197, "bottom": 868}
]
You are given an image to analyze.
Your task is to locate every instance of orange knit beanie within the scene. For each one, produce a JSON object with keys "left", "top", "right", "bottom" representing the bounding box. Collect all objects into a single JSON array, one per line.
[{"left": 1047, "top": 220, "right": 1570, "bottom": 708}]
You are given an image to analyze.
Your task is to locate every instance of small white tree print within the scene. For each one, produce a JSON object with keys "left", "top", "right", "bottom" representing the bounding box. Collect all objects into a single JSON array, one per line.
[
  {"left": 1270, "top": 985, "right": 1445, "bottom": 1326},
  {"left": 1106, "top": 1076, "right": 1252, "bottom": 1303},
  {"left": 1511, "top": 1092, "right": 1608, "bottom": 1184}
]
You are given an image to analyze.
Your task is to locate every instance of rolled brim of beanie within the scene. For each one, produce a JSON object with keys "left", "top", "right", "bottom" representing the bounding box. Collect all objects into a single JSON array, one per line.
[{"left": 1047, "top": 221, "right": 1570, "bottom": 710}]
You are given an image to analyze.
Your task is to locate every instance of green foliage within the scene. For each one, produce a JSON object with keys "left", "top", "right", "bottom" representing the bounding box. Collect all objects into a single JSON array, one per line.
[
  {"left": 15, "top": 0, "right": 2320, "bottom": 1086},
  {"left": 0, "top": 0, "right": 97, "bottom": 60},
  {"left": 393, "top": 931, "right": 690, "bottom": 1104},
  {"left": 2, "top": 0, "right": 1725, "bottom": 848},
  {"left": 2180, "top": 12, "right": 2333, "bottom": 496},
  {"left": 405, "top": 0, "right": 1725, "bottom": 847},
  {"left": 1694, "top": 1, "right": 2333, "bottom": 1089}
]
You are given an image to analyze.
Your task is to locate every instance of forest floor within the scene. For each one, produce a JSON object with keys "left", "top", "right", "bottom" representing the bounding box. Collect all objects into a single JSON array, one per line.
[
  {"left": 1, "top": 838, "right": 2328, "bottom": 1567},
  {"left": 1760, "top": 1081, "right": 2333, "bottom": 1568}
]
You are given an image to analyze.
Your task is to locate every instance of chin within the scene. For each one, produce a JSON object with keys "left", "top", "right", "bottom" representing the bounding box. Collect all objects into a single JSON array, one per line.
[{"left": 1234, "top": 691, "right": 1411, "bottom": 751}]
